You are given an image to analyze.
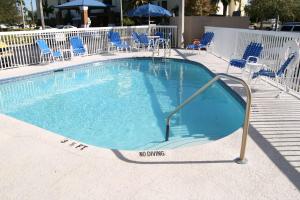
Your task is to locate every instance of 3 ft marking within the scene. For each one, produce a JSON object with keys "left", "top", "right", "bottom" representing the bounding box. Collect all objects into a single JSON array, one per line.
[
  {"left": 139, "top": 151, "right": 165, "bottom": 157},
  {"left": 60, "top": 139, "right": 88, "bottom": 151}
]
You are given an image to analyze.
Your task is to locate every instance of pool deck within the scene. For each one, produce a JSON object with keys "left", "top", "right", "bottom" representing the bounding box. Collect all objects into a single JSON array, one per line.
[{"left": 0, "top": 49, "right": 299, "bottom": 200}]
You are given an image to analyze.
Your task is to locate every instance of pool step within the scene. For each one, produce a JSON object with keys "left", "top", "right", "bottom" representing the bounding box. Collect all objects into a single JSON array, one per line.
[
  {"left": 143, "top": 136, "right": 209, "bottom": 150},
  {"left": 139, "top": 120, "right": 216, "bottom": 150},
  {"left": 142, "top": 124, "right": 209, "bottom": 150}
]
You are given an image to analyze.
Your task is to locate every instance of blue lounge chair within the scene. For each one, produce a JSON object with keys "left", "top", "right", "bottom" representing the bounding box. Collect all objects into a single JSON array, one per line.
[
  {"left": 138, "top": 33, "right": 155, "bottom": 50},
  {"left": 159, "top": 32, "right": 172, "bottom": 56},
  {"left": 36, "top": 39, "right": 63, "bottom": 63},
  {"left": 131, "top": 32, "right": 141, "bottom": 50},
  {"left": 186, "top": 32, "right": 214, "bottom": 51},
  {"left": 252, "top": 51, "right": 299, "bottom": 94},
  {"left": 154, "top": 32, "right": 166, "bottom": 46},
  {"left": 227, "top": 42, "right": 263, "bottom": 73},
  {"left": 108, "top": 31, "right": 131, "bottom": 52},
  {"left": 154, "top": 32, "right": 172, "bottom": 50},
  {"left": 155, "top": 32, "right": 164, "bottom": 39},
  {"left": 69, "top": 36, "right": 87, "bottom": 56},
  {"left": 252, "top": 52, "right": 297, "bottom": 79}
]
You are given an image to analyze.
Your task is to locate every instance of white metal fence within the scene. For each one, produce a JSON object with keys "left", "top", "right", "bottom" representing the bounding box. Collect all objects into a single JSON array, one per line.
[
  {"left": 205, "top": 26, "right": 300, "bottom": 94},
  {"left": 0, "top": 25, "right": 177, "bottom": 69}
]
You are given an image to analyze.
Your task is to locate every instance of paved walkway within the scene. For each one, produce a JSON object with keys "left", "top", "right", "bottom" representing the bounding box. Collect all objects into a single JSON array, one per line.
[{"left": 0, "top": 49, "right": 299, "bottom": 200}]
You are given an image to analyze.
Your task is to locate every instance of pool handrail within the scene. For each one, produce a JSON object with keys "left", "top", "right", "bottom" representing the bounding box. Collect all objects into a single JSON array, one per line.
[{"left": 165, "top": 73, "right": 252, "bottom": 164}]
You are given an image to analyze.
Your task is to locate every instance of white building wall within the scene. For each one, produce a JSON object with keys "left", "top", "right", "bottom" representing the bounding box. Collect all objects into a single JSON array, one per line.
[{"left": 216, "top": 0, "right": 248, "bottom": 16}]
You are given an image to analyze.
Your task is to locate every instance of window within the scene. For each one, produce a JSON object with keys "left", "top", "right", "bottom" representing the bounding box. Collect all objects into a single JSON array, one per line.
[
  {"left": 162, "top": 0, "right": 167, "bottom": 9},
  {"left": 292, "top": 26, "right": 300, "bottom": 32},
  {"left": 104, "top": 0, "right": 112, "bottom": 4},
  {"left": 281, "top": 26, "right": 293, "bottom": 32}
]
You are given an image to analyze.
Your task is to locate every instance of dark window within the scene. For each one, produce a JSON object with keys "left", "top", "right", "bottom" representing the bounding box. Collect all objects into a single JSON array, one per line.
[
  {"left": 104, "top": 0, "right": 112, "bottom": 4},
  {"left": 281, "top": 26, "right": 293, "bottom": 31},
  {"left": 162, "top": 1, "right": 167, "bottom": 9},
  {"left": 292, "top": 26, "right": 300, "bottom": 32}
]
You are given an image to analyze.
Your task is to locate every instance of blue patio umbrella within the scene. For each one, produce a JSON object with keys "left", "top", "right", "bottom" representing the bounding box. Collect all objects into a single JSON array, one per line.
[
  {"left": 127, "top": 3, "right": 172, "bottom": 25},
  {"left": 56, "top": 0, "right": 107, "bottom": 27},
  {"left": 56, "top": 0, "right": 107, "bottom": 9}
]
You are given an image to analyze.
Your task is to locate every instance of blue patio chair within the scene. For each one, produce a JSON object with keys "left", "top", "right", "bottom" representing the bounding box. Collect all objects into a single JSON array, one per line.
[
  {"left": 252, "top": 51, "right": 299, "bottom": 96},
  {"left": 166, "top": 32, "right": 172, "bottom": 45},
  {"left": 36, "top": 39, "right": 63, "bottom": 63},
  {"left": 252, "top": 52, "right": 297, "bottom": 80},
  {"left": 154, "top": 32, "right": 166, "bottom": 46},
  {"left": 163, "top": 32, "right": 172, "bottom": 56},
  {"left": 227, "top": 42, "right": 263, "bottom": 73},
  {"left": 138, "top": 33, "right": 155, "bottom": 51},
  {"left": 69, "top": 36, "right": 87, "bottom": 56},
  {"left": 155, "top": 32, "right": 164, "bottom": 39},
  {"left": 108, "top": 31, "right": 131, "bottom": 52},
  {"left": 131, "top": 32, "right": 141, "bottom": 50},
  {"left": 186, "top": 32, "right": 214, "bottom": 51}
]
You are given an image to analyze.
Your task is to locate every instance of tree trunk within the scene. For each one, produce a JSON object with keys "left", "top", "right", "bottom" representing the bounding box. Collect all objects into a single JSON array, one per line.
[
  {"left": 260, "top": 21, "right": 263, "bottom": 30},
  {"left": 120, "top": 0, "right": 123, "bottom": 26},
  {"left": 38, "top": 0, "right": 45, "bottom": 29},
  {"left": 223, "top": 3, "right": 228, "bottom": 16},
  {"left": 57, "top": 0, "right": 62, "bottom": 25},
  {"left": 238, "top": 0, "right": 242, "bottom": 11},
  {"left": 275, "top": 14, "right": 279, "bottom": 31}
]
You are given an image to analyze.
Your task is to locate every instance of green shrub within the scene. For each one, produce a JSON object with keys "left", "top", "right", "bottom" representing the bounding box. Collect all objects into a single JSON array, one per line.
[{"left": 123, "top": 17, "right": 135, "bottom": 26}]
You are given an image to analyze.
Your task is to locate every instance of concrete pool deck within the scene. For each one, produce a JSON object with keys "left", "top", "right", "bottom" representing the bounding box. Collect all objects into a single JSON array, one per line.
[{"left": 0, "top": 49, "right": 299, "bottom": 199}]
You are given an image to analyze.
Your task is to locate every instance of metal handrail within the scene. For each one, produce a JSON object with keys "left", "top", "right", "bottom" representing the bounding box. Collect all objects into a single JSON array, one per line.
[{"left": 165, "top": 73, "right": 252, "bottom": 164}]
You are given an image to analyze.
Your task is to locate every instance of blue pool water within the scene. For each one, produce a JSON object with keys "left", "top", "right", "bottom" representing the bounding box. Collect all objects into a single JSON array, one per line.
[{"left": 0, "top": 58, "right": 245, "bottom": 150}]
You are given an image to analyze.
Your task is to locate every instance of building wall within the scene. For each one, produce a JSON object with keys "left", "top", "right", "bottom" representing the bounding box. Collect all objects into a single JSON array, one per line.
[
  {"left": 216, "top": 0, "right": 248, "bottom": 16},
  {"left": 170, "top": 16, "right": 250, "bottom": 46},
  {"left": 155, "top": 0, "right": 181, "bottom": 12}
]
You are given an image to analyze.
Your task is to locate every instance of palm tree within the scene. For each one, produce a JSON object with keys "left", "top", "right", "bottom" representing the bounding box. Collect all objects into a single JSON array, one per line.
[
  {"left": 237, "top": 0, "right": 242, "bottom": 11},
  {"left": 16, "top": 0, "right": 26, "bottom": 27},
  {"left": 37, "top": 0, "right": 45, "bottom": 29},
  {"left": 186, "top": 0, "right": 215, "bottom": 16},
  {"left": 43, "top": 0, "right": 54, "bottom": 18},
  {"left": 125, "top": 0, "right": 152, "bottom": 11}
]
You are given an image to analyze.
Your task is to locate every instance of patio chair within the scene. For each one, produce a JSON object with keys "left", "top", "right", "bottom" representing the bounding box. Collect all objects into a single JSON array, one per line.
[
  {"left": 164, "top": 32, "right": 172, "bottom": 56},
  {"left": 131, "top": 32, "right": 142, "bottom": 51},
  {"left": 252, "top": 52, "right": 299, "bottom": 91},
  {"left": 227, "top": 42, "right": 263, "bottom": 73},
  {"left": 69, "top": 36, "right": 87, "bottom": 56},
  {"left": 108, "top": 31, "right": 131, "bottom": 52},
  {"left": 154, "top": 32, "right": 166, "bottom": 47},
  {"left": 186, "top": 32, "right": 214, "bottom": 51},
  {"left": 36, "top": 39, "right": 63, "bottom": 63},
  {"left": 137, "top": 33, "right": 155, "bottom": 51}
]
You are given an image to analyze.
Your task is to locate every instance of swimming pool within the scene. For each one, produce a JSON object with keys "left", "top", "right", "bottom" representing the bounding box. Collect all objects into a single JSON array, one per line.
[{"left": 0, "top": 58, "right": 245, "bottom": 150}]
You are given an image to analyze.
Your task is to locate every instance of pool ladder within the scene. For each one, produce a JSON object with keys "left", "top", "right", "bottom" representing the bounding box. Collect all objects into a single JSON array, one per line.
[
  {"left": 151, "top": 40, "right": 172, "bottom": 58},
  {"left": 165, "top": 73, "right": 252, "bottom": 164}
]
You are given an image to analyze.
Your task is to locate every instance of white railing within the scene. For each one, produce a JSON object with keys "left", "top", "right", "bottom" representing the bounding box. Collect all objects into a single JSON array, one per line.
[
  {"left": 205, "top": 26, "right": 300, "bottom": 94},
  {"left": 0, "top": 25, "right": 177, "bottom": 69}
]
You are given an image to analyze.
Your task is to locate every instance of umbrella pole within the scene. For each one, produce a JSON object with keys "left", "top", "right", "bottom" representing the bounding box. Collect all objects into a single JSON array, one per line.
[
  {"left": 120, "top": 0, "right": 123, "bottom": 26},
  {"left": 80, "top": 6, "right": 89, "bottom": 28},
  {"left": 148, "top": 14, "right": 150, "bottom": 35}
]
